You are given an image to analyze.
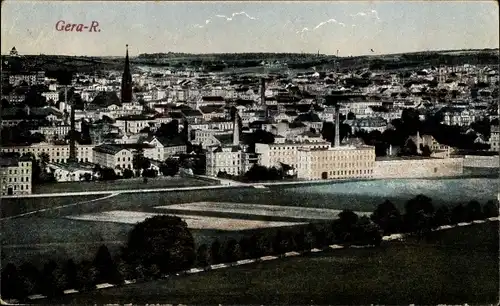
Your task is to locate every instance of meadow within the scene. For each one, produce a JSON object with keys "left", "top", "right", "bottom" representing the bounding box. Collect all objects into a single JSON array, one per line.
[
  {"left": 2, "top": 178, "right": 498, "bottom": 269},
  {"left": 41, "top": 221, "right": 500, "bottom": 305},
  {"left": 155, "top": 202, "right": 372, "bottom": 221},
  {"left": 32, "top": 176, "right": 212, "bottom": 194}
]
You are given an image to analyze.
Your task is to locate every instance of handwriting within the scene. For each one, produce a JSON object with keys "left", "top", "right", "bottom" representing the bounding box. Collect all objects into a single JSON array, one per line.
[{"left": 55, "top": 20, "right": 101, "bottom": 32}]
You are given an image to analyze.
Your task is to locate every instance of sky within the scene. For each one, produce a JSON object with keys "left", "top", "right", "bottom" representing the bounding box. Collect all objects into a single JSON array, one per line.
[{"left": 1, "top": 1, "right": 499, "bottom": 57}]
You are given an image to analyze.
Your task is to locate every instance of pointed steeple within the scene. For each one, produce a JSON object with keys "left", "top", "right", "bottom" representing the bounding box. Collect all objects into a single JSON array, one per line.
[{"left": 121, "top": 44, "right": 133, "bottom": 103}]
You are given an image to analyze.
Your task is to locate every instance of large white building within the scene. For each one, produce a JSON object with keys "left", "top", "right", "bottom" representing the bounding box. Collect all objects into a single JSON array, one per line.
[
  {"left": 0, "top": 142, "right": 94, "bottom": 163},
  {"left": 41, "top": 92, "right": 60, "bottom": 103},
  {"left": 194, "top": 129, "right": 233, "bottom": 148},
  {"left": 115, "top": 115, "right": 154, "bottom": 134},
  {"left": 8, "top": 71, "right": 45, "bottom": 86},
  {"left": 296, "top": 145, "right": 376, "bottom": 180},
  {"left": 142, "top": 136, "right": 187, "bottom": 161},
  {"left": 205, "top": 116, "right": 244, "bottom": 177},
  {"left": 0, "top": 154, "right": 32, "bottom": 196},
  {"left": 47, "top": 163, "right": 94, "bottom": 182},
  {"left": 255, "top": 141, "right": 331, "bottom": 170},
  {"left": 92, "top": 144, "right": 134, "bottom": 173}
]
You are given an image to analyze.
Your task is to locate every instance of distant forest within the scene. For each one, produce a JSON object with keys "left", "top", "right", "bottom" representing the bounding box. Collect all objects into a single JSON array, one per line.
[{"left": 2, "top": 48, "right": 498, "bottom": 75}]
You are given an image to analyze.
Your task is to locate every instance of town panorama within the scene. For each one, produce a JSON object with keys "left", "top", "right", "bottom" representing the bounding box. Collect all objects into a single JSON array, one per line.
[{"left": 1, "top": 2, "right": 499, "bottom": 305}]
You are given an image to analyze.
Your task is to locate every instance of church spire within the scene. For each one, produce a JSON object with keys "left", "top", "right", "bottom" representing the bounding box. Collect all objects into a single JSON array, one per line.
[{"left": 121, "top": 44, "right": 133, "bottom": 103}]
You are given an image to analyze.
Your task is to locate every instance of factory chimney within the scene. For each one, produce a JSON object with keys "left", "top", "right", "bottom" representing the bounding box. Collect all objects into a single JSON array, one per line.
[
  {"left": 261, "top": 77, "right": 269, "bottom": 120},
  {"left": 260, "top": 77, "right": 265, "bottom": 105},
  {"left": 416, "top": 130, "right": 422, "bottom": 155},
  {"left": 68, "top": 94, "right": 77, "bottom": 163},
  {"left": 334, "top": 104, "right": 341, "bottom": 147},
  {"left": 233, "top": 111, "right": 240, "bottom": 146}
]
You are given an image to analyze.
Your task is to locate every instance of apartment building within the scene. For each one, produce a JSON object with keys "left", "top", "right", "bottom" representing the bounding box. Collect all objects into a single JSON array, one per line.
[
  {"left": 0, "top": 154, "right": 32, "bottom": 196},
  {"left": 0, "top": 143, "right": 94, "bottom": 163},
  {"left": 115, "top": 115, "right": 154, "bottom": 134},
  {"left": 345, "top": 117, "right": 388, "bottom": 133},
  {"left": 8, "top": 71, "right": 45, "bottom": 86},
  {"left": 205, "top": 115, "right": 244, "bottom": 177},
  {"left": 255, "top": 141, "right": 331, "bottom": 170},
  {"left": 142, "top": 136, "right": 187, "bottom": 161},
  {"left": 92, "top": 144, "right": 134, "bottom": 173},
  {"left": 48, "top": 163, "right": 94, "bottom": 182},
  {"left": 205, "top": 145, "right": 243, "bottom": 176},
  {"left": 41, "top": 92, "right": 60, "bottom": 103},
  {"left": 193, "top": 129, "right": 232, "bottom": 148},
  {"left": 30, "top": 125, "right": 71, "bottom": 140},
  {"left": 296, "top": 145, "right": 376, "bottom": 180},
  {"left": 489, "top": 125, "right": 499, "bottom": 152}
]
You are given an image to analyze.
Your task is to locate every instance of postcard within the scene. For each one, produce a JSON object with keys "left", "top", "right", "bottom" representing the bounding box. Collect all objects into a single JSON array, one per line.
[{"left": 1, "top": 1, "right": 499, "bottom": 305}]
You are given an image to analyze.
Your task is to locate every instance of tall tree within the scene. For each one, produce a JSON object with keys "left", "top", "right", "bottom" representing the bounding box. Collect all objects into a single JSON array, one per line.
[
  {"left": 483, "top": 200, "right": 499, "bottom": 218},
  {"left": 465, "top": 200, "right": 483, "bottom": 222},
  {"left": 93, "top": 244, "right": 122, "bottom": 284},
  {"left": 126, "top": 215, "right": 196, "bottom": 274},
  {"left": 196, "top": 244, "right": 210, "bottom": 267},
  {"left": 40, "top": 260, "right": 67, "bottom": 297},
  {"left": 210, "top": 239, "right": 222, "bottom": 264},
  {"left": 371, "top": 200, "right": 402, "bottom": 234},
  {"left": 17, "top": 262, "right": 41, "bottom": 299},
  {"left": 1, "top": 263, "right": 21, "bottom": 299}
]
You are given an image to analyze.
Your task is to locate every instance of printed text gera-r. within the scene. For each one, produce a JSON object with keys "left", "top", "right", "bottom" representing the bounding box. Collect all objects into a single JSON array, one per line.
[{"left": 55, "top": 20, "right": 101, "bottom": 32}]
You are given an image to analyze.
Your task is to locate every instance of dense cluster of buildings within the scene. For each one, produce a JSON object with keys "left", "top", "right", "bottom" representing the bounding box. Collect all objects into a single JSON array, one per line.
[{"left": 1, "top": 46, "right": 498, "bottom": 195}]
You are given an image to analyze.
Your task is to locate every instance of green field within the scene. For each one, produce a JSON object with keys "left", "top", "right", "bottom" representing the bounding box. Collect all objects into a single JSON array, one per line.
[
  {"left": 2, "top": 178, "right": 498, "bottom": 270},
  {"left": 32, "top": 176, "right": 213, "bottom": 194},
  {"left": 44, "top": 221, "right": 499, "bottom": 305},
  {"left": 0, "top": 195, "right": 103, "bottom": 218}
]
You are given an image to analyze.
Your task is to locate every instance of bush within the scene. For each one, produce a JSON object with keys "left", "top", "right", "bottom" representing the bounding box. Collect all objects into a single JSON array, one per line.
[
  {"left": 451, "top": 204, "right": 467, "bottom": 224},
  {"left": 125, "top": 215, "right": 196, "bottom": 275},
  {"left": 93, "top": 245, "right": 123, "bottom": 285},
  {"left": 196, "top": 244, "right": 210, "bottom": 267},
  {"left": 210, "top": 240, "right": 222, "bottom": 264},
  {"left": 40, "top": 260, "right": 67, "bottom": 297},
  {"left": 465, "top": 200, "right": 483, "bottom": 222},
  {"left": 483, "top": 200, "right": 499, "bottom": 218},
  {"left": 238, "top": 237, "right": 252, "bottom": 259},
  {"left": 255, "top": 233, "right": 274, "bottom": 256},
  {"left": 432, "top": 205, "right": 452, "bottom": 227},
  {"left": 122, "top": 169, "right": 134, "bottom": 179},
  {"left": 142, "top": 168, "right": 158, "bottom": 178},
  {"left": 352, "top": 217, "right": 383, "bottom": 246},
  {"left": 63, "top": 259, "right": 78, "bottom": 290},
  {"left": 160, "top": 158, "right": 180, "bottom": 176},
  {"left": 1, "top": 263, "right": 21, "bottom": 299},
  {"left": 99, "top": 168, "right": 118, "bottom": 181},
  {"left": 83, "top": 172, "right": 92, "bottom": 182},
  {"left": 75, "top": 260, "right": 98, "bottom": 291},
  {"left": 371, "top": 200, "right": 403, "bottom": 235},
  {"left": 17, "top": 263, "right": 41, "bottom": 299},
  {"left": 303, "top": 224, "right": 318, "bottom": 251},
  {"left": 221, "top": 239, "right": 242, "bottom": 263},
  {"left": 273, "top": 230, "right": 294, "bottom": 255}
]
